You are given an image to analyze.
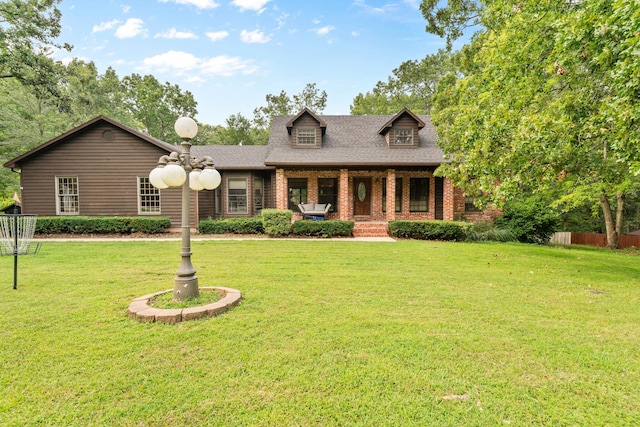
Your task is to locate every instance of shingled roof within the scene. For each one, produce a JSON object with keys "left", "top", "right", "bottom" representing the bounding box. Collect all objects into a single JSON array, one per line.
[
  {"left": 264, "top": 114, "right": 443, "bottom": 167},
  {"left": 191, "top": 145, "right": 271, "bottom": 170}
]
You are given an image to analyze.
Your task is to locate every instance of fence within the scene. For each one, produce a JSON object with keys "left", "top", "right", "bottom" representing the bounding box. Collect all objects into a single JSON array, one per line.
[{"left": 550, "top": 232, "right": 640, "bottom": 248}]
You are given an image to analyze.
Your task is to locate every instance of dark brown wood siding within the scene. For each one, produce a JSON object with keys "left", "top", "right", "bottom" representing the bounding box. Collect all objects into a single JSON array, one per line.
[
  {"left": 18, "top": 122, "right": 189, "bottom": 227},
  {"left": 292, "top": 115, "right": 322, "bottom": 148},
  {"left": 384, "top": 116, "right": 419, "bottom": 148}
]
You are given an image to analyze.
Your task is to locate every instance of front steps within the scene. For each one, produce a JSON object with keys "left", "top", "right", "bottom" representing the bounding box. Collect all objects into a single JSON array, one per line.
[{"left": 352, "top": 222, "right": 390, "bottom": 238}]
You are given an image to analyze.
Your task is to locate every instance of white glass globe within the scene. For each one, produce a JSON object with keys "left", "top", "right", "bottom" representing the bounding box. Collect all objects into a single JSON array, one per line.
[
  {"left": 189, "top": 170, "right": 204, "bottom": 191},
  {"left": 149, "top": 167, "right": 169, "bottom": 189},
  {"left": 174, "top": 117, "right": 198, "bottom": 139},
  {"left": 161, "top": 163, "right": 187, "bottom": 187},
  {"left": 199, "top": 168, "right": 221, "bottom": 190}
]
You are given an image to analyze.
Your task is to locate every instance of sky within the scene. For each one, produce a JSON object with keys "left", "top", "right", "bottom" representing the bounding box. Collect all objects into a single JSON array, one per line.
[{"left": 53, "top": 0, "right": 456, "bottom": 126}]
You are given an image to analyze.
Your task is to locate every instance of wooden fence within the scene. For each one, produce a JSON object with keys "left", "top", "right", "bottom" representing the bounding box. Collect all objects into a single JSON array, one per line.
[{"left": 550, "top": 232, "right": 640, "bottom": 248}]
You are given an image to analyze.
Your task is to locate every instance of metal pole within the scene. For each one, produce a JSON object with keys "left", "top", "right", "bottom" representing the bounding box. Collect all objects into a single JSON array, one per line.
[
  {"left": 13, "top": 212, "right": 18, "bottom": 290},
  {"left": 173, "top": 138, "right": 199, "bottom": 300}
]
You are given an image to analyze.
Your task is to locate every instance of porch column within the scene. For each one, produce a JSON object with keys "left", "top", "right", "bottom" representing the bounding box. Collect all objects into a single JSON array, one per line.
[
  {"left": 275, "top": 168, "right": 287, "bottom": 210},
  {"left": 386, "top": 169, "right": 396, "bottom": 221},
  {"left": 339, "top": 169, "right": 349, "bottom": 220},
  {"left": 443, "top": 177, "right": 455, "bottom": 221}
]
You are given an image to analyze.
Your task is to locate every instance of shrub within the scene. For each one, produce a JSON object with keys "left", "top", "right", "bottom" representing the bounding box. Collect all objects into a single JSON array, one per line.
[
  {"left": 494, "top": 197, "right": 559, "bottom": 244},
  {"left": 261, "top": 209, "right": 292, "bottom": 237},
  {"left": 388, "top": 220, "right": 471, "bottom": 241},
  {"left": 292, "top": 220, "right": 354, "bottom": 238},
  {"left": 34, "top": 216, "right": 171, "bottom": 235},
  {"left": 466, "top": 221, "right": 518, "bottom": 242},
  {"left": 199, "top": 217, "right": 264, "bottom": 235}
]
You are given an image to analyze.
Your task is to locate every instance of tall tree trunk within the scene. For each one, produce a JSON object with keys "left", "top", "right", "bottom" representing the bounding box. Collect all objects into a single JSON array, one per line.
[
  {"left": 616, "top": 193, "right": 625, "bottom": 240},
  {"left": 600, "top": 192, "right": 619, "bottom": 249}
]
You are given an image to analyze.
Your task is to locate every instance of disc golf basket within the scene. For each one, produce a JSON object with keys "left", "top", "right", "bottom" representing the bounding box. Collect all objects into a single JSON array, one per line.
[{"left": 0, "top": 213, "right": 41, "bottom": 289}]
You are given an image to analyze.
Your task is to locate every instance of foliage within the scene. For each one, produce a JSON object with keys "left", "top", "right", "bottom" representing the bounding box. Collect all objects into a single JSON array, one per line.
[
  {"left": 465, "top": 221, "right": 517, "bottom": 242},
  {"left": 2, "top": 240, "right": 639, "bottom": 425},
  {"left": 292, "top": 220, "right": 354, "bottom": 238},
  {"left": 351, "top": 50, "right": 455, "bottom": 115},
  {"left": 253, "top": 83, "right": 327, "bottom": 130},
  {"left": 261, "top": 209, "right": 292, "bottom": 237},
  {"left": 0, "top": 0, "right": 72, "bottom": 92},
  {"left": 427, "top": 0, "right": 640, "bottom": 248},
  {"left": 388, "top": 220, "right": 470, "bottom": 241},
  {"left": 121, "top": 73, "right": 198, "bottom": 144},
  {"left": 494, "top": 197, "right": 560, "bottom": 244},
  {"left": 34, "top": 216, "right": 171, "bottom": 234},
  {"left": 199, "top": 217, "right": 264, "bottom": 235}
]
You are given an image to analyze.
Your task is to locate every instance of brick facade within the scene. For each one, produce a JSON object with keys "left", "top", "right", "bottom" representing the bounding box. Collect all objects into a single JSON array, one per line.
[{"left": 277, "top": 167, "right": 462, "bottom": 222}]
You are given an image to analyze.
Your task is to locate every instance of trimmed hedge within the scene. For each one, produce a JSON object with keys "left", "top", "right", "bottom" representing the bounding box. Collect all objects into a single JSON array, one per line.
[
  {"left": 261, "top": 209, "right": 292, "bottom": 237},
  {"left": 292, "top": 220, "right": 354, "bottom": 238},
  {"left": 388, "top": 220, "right": 471, "bottom": 241},
  {"left": 34, "top": 216, "right": 172, "bottom": 235},
  {"left": 198, "top": 217, "right": 264, "bottom": 234}
]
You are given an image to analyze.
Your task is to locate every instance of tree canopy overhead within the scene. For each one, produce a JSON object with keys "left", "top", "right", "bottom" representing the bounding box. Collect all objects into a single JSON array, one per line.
[{"left": 425, "top": 0, "right": 640, "bottom": 247}]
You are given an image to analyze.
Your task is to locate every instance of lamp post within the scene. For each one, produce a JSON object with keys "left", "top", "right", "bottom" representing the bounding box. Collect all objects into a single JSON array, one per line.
[{"left": 149, "top": 117, "right": 221, "bottom": 300}]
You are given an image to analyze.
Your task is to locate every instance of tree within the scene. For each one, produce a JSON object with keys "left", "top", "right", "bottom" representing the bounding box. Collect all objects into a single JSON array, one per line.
[
  {"left": 253, "top": 83, "right": 327, "bottom": 130},
  {"left": 351, "top": 50, "right": 454, "bottom": 115},
  {"left": 121, "top": 74, "right": 198, "bottom": 143},
  {"left": 426, "top": 0, "right": 640, "bottom": 248},
  {"left": 0, "top": 0, "right": 72, "bottom": 95}
]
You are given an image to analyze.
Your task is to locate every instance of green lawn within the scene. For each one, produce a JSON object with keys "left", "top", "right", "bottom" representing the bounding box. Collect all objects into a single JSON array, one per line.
[{"left": 1, "top": 239, "right": 639, "bottom": 426}]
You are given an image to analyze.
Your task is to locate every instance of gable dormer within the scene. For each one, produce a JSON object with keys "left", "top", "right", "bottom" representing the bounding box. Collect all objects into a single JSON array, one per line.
[
  {"left": 378, "top": 108, "right": 425, "bottom": 148},
  {"left": 286, "top": 108, "right": 327, "bottom": 149}
]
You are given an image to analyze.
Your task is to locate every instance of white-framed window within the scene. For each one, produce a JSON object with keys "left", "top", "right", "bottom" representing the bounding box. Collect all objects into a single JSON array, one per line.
[
  {"left": 394, "top": 128, "right": 413, "bottom": 145},
  {"left": 138, "top": 177, "right": 161, "bottom": 215},
  {"left": 253, "top": 178, "right": 264, "bottom": 213},
  {"left": 227, "top": 178, "right": 248, "bottom": 214},
  {"left": 297, "top": 128, "right": 316, "bottom": 145},
  {"left": 56, "top": 176, "right": 79, "bottom": 215}
]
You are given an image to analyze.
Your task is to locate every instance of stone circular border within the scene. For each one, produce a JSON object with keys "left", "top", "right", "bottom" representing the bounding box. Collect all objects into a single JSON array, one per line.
[{"left": 128, "top": 286, "right": 242, "bottom": 323}]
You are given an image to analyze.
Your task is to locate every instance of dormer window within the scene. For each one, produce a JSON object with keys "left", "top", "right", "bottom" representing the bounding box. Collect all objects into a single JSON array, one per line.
[
  {"left": 297, "top": 128, "right": 316, "bottom": 145},
  {"left": 395, "top": 128, "right": 413, "bottom": 145}
]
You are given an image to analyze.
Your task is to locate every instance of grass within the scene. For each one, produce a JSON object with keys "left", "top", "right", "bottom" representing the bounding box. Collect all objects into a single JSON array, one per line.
[
  {"left": 148, "top": 289, "right": 221, "bottom": 309},
  {"left": 1, "top": 239, "right": 639, "bottom": 426}
]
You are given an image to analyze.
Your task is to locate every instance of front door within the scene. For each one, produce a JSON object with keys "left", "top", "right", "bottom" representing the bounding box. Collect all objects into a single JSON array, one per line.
[{"left": 353, "top": 177, "right": 372, "bottom": 216}]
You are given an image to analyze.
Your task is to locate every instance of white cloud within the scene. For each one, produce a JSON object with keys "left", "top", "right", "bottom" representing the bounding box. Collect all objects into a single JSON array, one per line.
[
  {"left": 206, "top": 30, "right": 229, "bottom": 42},
  {"left": 93, "top": 19, "right": 119, "bottom": 33},
  {"left": 240, "top": 29, "right": 271, "bottom": 43},
  {"left": 138, "top": 50, "right": 257, "bottom": 78},
  {"left": 315, "top": 25, "right": 334, "bottom": 36},
  {"left": 140, "top": 50, "right": 200, "bottom": 73},
  {"left": 232, "top": 0, "right": 270, "bottom": 12},
  {"left": 115, "top": 18, "right": 147, "bottom": 38},
  {"left": 200, "top": 55, "right": 258, "bottom": 76},
  {"left": 122, "top": 5, "right": 131, "bottom": 13},
  {"left": 403, "top": 0, "right": 420, "bottom": 9},
  {"left": 158, "top": 0, "right": 219, "bottom": 9},
  {"left": 352, "top": 0, "right": 398, "bottom": 15},
  {"left": 155, "top": 28, "right": 198, "bottom": 39},
  {"left": 351, "top": 31, "right": 360, "bottom": 37}
]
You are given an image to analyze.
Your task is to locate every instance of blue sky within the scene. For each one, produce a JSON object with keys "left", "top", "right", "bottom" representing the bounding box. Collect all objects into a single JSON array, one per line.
[{"left": 54, "top": 0, "right": 454, "bottom": 126}]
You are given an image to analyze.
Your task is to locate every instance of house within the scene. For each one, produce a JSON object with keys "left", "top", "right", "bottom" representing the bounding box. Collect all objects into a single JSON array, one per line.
[{"left": 3, "top": 109, "right": 493, "bottom": 233}]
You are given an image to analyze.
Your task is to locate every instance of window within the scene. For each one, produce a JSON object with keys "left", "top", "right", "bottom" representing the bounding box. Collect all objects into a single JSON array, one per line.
[
  {"left": 382, "top": 178, "right": 402, "bottom": 213},
  {"left": 253, "top": 178, "right": 264, "bottom": 213},
  {"left": 227, "top": 178, "right": 248, "bottom": 214},
  {"left": 138, "top": 177, "right": 160, "bottom": 214},
  {"left": 56, "top": 177, "right": 79, "bottom": 215},
  {"left": 318, "top": 178, "right": 338, "bottom": 212},
  {"left": 297, "top": 128, "right": 316, "bottom": 145},
  {"left": 465, "top": 195, "right": 482, "bottom": 212},
  {"left": 288, "top": 178, "right": 307, "bottom": 210},
  {"left": 395, "top": 128, "right": 413, "bottom": 145},
  {"left": 410, "top": 178, "right": 429, "bottom": 212}
]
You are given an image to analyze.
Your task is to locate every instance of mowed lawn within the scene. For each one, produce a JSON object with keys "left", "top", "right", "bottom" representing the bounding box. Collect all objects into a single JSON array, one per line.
[{"left": 1, "top": 239, "right": 639, "bottom": 426}]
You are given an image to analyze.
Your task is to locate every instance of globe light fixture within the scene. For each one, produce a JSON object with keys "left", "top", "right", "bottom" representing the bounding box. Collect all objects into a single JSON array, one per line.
[{"left": 148, "top": 117, "right": 222, "bottom": 300}]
